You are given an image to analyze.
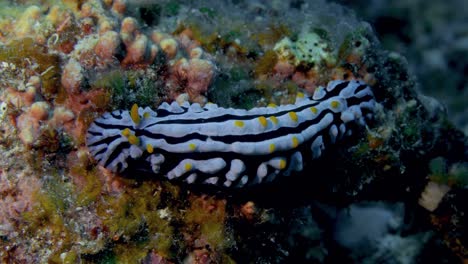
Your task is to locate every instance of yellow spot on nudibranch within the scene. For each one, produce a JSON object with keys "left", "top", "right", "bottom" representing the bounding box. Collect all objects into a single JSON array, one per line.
[
  {"left": 130, "top": 104, "right": 140, "bottom": 124},
  {"left": 121, "top": 128, "right": 131, "bottom": 137},
  {"left": 128, "top": 134, "right": 140, "bottom": 145},
  {"left": 270, "top": 116, "right": 278, "bottom": 125},
  {"left": 146, "top": 144, "right": 154, "bottom": 153},
  {"left": 310, "top": 107, "right": 318, "bottom": 114},
  {"left": 267, "top": 103, "right": 277, "bottom": 108},
  {"left": 296, "top": 92, "right": 304, "bottom": 98},
  {"left": 289, "top": 112, "right": 298, "bottom": 122},
  {"left": 258, "top": 116, "right": 268, "bottom": 128},
  {"left": 184, "top": 162, "right": 192, "bottom": 171},
  {"left": 292, "top": 136, "right": 299, "bottom": 148},
  {"left": 330, "top": 100, "right": 340, "bottom": 109},
  {"left": 143, "top": 112, "right": 151, "bottom": 118},
  {"left": 234, "top": 120, "right": 244, "bottom": 127},
  {"left": 269, "top": 143, "right": 275, "bottom": 153},
  {"left": 279, "top": 159, "right": 287, "bottom": 169},
  {"left": 188, "top": 143, "right": 196, "bottom": 151}
]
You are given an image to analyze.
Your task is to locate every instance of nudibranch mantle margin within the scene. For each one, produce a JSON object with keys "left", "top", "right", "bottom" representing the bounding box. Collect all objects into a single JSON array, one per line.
[{"left": 87, "top": 80, "right": 376, "bottom": 188}]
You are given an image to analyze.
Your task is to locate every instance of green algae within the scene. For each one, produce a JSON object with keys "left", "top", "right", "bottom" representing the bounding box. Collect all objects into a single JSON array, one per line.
[
  {"left": 447, "top": 164, "right": 468, "bottom": 187},
  {"left": 61, "top": 250, "right": 78, "bottom": 263},
  {"left": 283, "top": 81, "right": 300, "bottom": 99},
  {"left": 254, "top": 81, "right": 275, "bottom": 103},
  {"left": 173, "top": 23, "right": 251, "bottom": 57},
  {"left": 429, "top": 157, "right": 447, "bottom": 176},
  {"left": 254, "top": 50, "right": 278, "bottom": 77},
  {"left": 0, "top": 2, "right": 28, "bottom": 18},
  {"left": 254, "top": 80, "right": 299, "bottom": 106},
  {"left": 337, "top": 28, "right": 371, "bottom": 61},
  {"left": 90, "top": 70, "right": 164, "bottom": 110},
  {"left": 199, "top": 7, "right": 217, "bottom": 19},
  {"left": 429, "top": 157, "right": 468, "bottom": 187},
  {"left": 209, "top": 67, "right": 261, "bottom": 109},
  {"left": 22, "top": 173, "right": 78, "bottom": 262},
  {"left": 183, "top": 195, "right": 229, "bottom": 254},
  {"left": 165, "top": 1, "right": 181, "bottom": 16},
  {"left": 255, "top": 24, "right": 293, "bottom": 47},
  {"left": 0, "top": 38, "right": 60, "bottom": 99},
  {"left": 74, "top": 169, "right": 102, "bottom": 207},
  {"left": 94, "top": 181, "right": 176, "bottom": 261},
  {"left": 75, "top": 109, "right": 101, "bottom": 144},
  {"left": 0, "top": 1, "right": 464, "bottom": 263},
  {"left": 91, "top": 70, "right": 125, "bottom": 104}
]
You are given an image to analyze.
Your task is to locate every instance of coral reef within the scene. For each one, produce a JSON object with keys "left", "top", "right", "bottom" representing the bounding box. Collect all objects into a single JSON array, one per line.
[
  {"left": 337, "top": 0, "right": 468, "bottom": 133},
  {"left": 0, "top": 0, "right": 466, "bottom": 263}
]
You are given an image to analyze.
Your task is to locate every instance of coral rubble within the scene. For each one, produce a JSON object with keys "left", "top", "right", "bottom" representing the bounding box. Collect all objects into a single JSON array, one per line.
[{"left": 0, "top": 0, "right": 466, "bottom": 263}]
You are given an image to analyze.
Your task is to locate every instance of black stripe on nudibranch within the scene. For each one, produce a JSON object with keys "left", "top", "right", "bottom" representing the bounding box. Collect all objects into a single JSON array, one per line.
[
  {"left": 93, "top": 147, "right": 108, "bottom": 157},
  {"left": 87, "top": 130, "right": 103, "bottom": 136},
  {"left": 92, "top": 121, "right": 132, "bottom": 130},
  {"left": 86, "top": 80, "right": 377, "bottom": 187},
  {"left": 136, "top": 109, "right": 334, "bottom": 145},
  {"left": 87, "top": 134, "right": 122, "bottom": 147},
  {"left": 354, "top": 84, "right": 369, "bottom": 94},
  {"left": 145, "top": 101, "right": 322, "bottom": 126},
  {"left": 104, "top": 142, "right": 131, "bottom": 168}
]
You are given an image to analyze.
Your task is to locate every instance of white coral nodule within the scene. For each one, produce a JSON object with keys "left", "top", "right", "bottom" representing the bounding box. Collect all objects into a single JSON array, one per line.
[{"left": 418, "top": 181, "right": 450, "bottom": 212}]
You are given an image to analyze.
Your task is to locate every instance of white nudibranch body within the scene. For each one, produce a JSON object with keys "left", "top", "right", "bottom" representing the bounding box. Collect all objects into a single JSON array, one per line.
[{"left": 86, "top": 80, "right": 376, "bottom": 187}]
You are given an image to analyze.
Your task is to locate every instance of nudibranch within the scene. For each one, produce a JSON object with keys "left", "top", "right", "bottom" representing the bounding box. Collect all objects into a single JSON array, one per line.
[{"left": 86, "top": 80, "right": 376, "bottom": 187}]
